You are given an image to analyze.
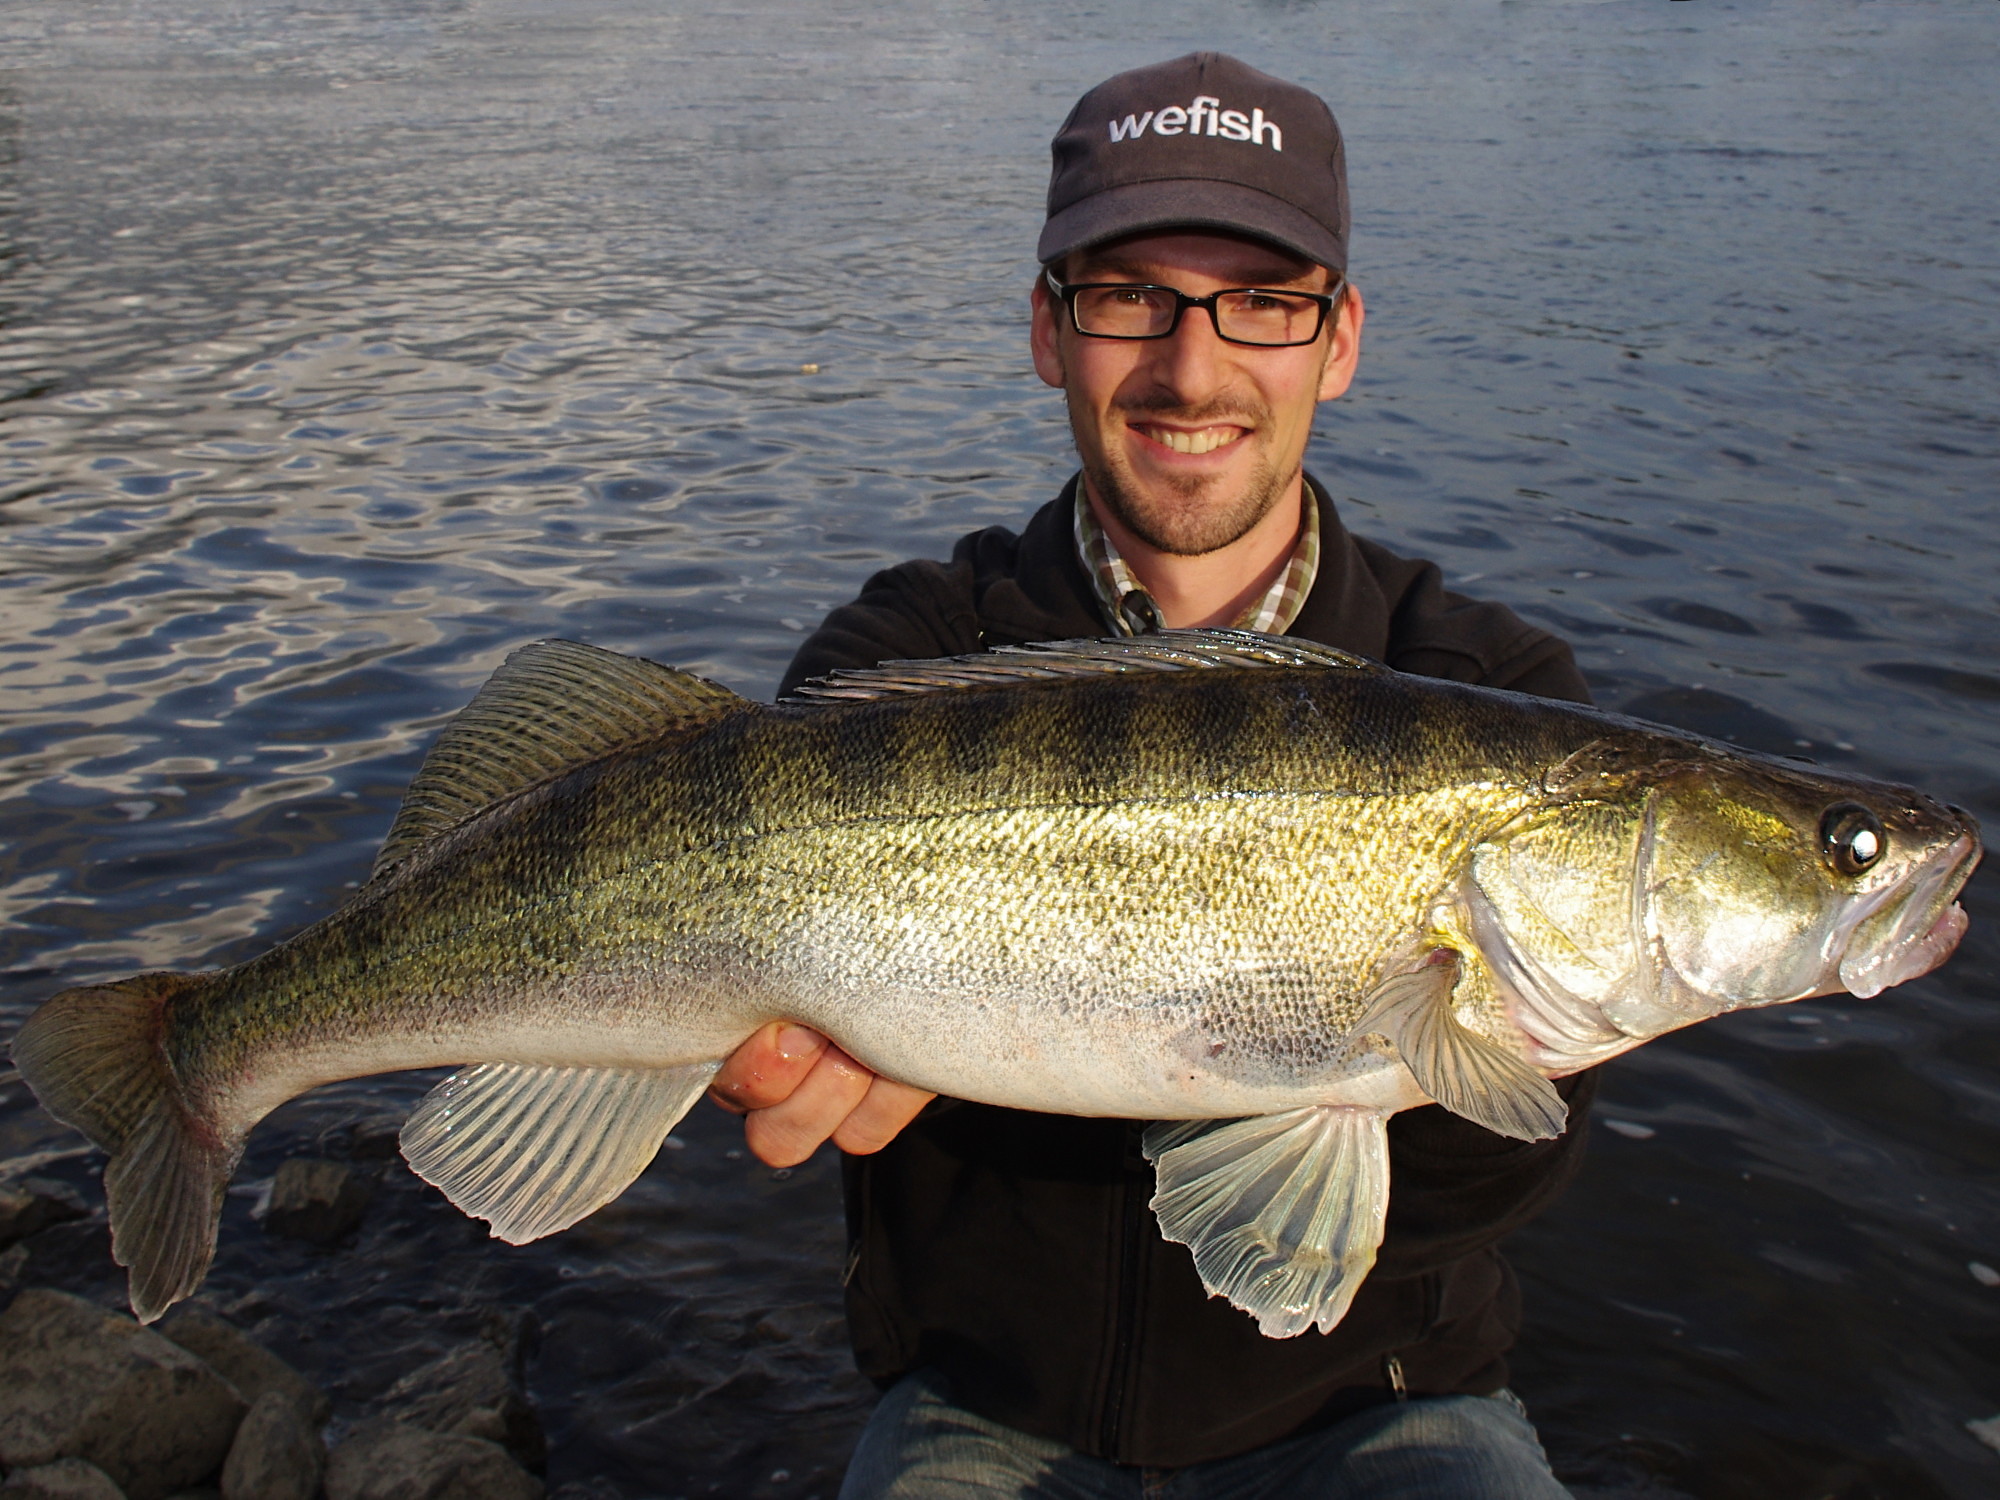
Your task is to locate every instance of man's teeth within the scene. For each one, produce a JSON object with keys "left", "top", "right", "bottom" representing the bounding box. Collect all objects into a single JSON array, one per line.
[{"left": 1143, "top": 426, "right": 1239, "bottom": 455}]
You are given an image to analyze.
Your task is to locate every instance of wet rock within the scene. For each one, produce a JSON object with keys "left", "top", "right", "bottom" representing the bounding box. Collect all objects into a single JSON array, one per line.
[
  {"left": 0, "top": 1288, "right": 246, "bottom": 1500},
  {"left": 324, "top": 1419, "right": 543, "bottom": 1500},
  {"left": 380, "top": 1340, "right": 545, "bottom": 1468},
  {"left": 158, "top": 1307, "right": 331, "bottom": 1425},
  {"left": 340, "top": 1114, "right": 405, "bottom": 1162},
  {"left": 0, "top": 1179, "right": 89, "bottom": 1248},
  {"left": 0, "top": 1243, "right": 29, "bottom": 1291},
  {"left": 219, "top": 1390, "right": 323, "bottom": 1500},
  {"left": 0, "top": 1458, "right": 126, "bottom": 1500},
  {"left": 263, "top": 1158, "right": 372, "bottom": 1245}
]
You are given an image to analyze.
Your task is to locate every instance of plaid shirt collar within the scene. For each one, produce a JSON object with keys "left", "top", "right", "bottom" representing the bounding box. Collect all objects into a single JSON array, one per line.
[{"left": 1072, "top": 483, "right": 1321, "bottom": 637}]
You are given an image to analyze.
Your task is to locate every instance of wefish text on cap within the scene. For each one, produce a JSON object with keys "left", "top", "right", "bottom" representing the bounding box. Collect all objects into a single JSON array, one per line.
[{"left": 1105, "top": 96, "right": 1285, "bottom": 149}]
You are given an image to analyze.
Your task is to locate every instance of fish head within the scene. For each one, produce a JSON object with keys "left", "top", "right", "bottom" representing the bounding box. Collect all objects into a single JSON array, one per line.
[{"left": 1464, "top": 736, "right": 1981, "bottom": 1070}]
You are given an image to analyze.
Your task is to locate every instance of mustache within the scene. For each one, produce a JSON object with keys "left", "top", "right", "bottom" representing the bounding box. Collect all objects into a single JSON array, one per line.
[{"left": 1116, "top": 393, "right": 1267, "bottom": 427}]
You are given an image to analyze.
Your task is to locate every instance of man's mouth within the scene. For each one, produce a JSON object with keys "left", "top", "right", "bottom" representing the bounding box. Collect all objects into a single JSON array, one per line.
[{"left": 1131, "top": 423, "right": 1247, "bottom": 456}]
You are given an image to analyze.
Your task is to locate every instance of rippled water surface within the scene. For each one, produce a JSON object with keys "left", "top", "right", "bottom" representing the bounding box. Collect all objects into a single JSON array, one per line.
[{"left": 2, "top": 2, "right": 1997, "bottom": 1496}]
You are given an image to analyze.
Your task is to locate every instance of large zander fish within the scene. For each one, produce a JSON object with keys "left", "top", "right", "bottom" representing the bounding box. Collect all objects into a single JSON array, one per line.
[{"left": 12, "top": 631, "right": 1981, "bottom": 1335}]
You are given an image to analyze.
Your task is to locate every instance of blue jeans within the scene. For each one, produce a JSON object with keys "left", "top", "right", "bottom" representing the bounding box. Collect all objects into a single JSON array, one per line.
[{"left": 838, "top": 1369, "right": 1573, "bottom": 1500}]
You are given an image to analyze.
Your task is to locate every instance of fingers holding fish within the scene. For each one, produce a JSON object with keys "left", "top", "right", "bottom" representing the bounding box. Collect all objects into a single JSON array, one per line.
[
  {"left": 740, "top": 1043, "right": 881, "bottom": 1168},
  {"left": 710, "top": 1024, "right": 937, "bottom": 1164},
  {"left": 829, "top": 1075, "right": 938, "bottom": 1157},
  {"left": 707, "top": 1022, "right": 830, "bottom": 1115}
]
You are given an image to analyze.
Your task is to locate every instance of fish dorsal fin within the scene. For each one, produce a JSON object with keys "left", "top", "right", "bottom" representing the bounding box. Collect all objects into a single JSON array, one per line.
[
  {"left": 783, "top": 628, "right": 1382, "bottom": 703},
  {"left": 373, "top": 640, "right": 748, "bottom": 879},
  {"left": 1144, "top": 1105, "right": 1393, "bottom": 1338}
]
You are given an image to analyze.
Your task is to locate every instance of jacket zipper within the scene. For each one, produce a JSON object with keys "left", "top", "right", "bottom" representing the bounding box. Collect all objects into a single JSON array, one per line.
[
  {"left": 1381, "top": 1270, "right": 1440, "bottom": 1403},
  {"left": 1096, "top": 1130, "right": 1151, "bottom": 1455},
  {"left": 1384, "top": 1353, "right": 1408, "bottom": 1401}
]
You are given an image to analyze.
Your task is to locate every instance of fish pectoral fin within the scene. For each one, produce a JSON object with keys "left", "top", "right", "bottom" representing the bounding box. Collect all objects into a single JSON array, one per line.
[
  {"left": 1143, "top": 1107, "right": 1391, "bottom": 1339},
  {"left": 373, "top": 640, "right": 750, "bottom": 881},
  {"left": 1355, "top": 960, "right": 1567, "bottom": 1143},
  {"left": 400, "top": 1059, "right": 721, "bottom": 1245}
]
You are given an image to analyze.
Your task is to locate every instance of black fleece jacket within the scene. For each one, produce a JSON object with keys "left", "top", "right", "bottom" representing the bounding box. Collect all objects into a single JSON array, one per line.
[{"left": 779, "top": 475, "right": 1599, "bottom": 1468}]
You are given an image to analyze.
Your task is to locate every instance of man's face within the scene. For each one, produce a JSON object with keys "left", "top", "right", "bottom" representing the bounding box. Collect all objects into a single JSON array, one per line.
[{"left": 1031, "top": 231, "right": 1363, "bottom": 557}]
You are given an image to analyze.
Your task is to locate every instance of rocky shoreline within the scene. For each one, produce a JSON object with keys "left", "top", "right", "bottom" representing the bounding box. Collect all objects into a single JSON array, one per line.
[
  {"left": 0, "top": 1282, "right": 545, "bottom": 1500},
  {"left": 0, "top": 1072, "right": 870, "bottom": 1500}
]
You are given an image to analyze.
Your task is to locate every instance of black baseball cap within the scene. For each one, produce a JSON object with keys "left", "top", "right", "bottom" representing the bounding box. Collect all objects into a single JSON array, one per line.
[{"left": 1038, "top": 53, "right": 1349, "bottom": 273}]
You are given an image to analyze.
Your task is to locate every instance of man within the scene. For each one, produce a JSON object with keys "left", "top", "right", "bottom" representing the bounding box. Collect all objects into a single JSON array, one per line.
[{"left": 709, "top": 54, "right": 1590, "bottom": 1499}]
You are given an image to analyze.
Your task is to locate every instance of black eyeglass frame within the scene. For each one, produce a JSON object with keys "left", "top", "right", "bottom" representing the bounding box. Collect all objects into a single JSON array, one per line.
[{"left": 1043, "top": 269, "right": 1347, "bottom": 348}]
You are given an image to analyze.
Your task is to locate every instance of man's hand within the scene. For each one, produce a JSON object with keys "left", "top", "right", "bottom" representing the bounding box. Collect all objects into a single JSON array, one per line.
[{"left": 707, "top": 1022, "right": 936, "bottom": 1168}]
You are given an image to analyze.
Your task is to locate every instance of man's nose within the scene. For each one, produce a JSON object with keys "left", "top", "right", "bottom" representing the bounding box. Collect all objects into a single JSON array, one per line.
[{"left": 1146, "top": 300, "right": 1233, "bottom": 402}]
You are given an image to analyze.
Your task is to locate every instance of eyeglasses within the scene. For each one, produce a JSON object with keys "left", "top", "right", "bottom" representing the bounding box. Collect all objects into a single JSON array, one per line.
[{"left": 1044, "top": 269, "right": 1344, "bottom": 348}]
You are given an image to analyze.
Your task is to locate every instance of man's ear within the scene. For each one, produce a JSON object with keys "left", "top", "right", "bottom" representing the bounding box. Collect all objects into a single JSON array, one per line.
[
  {"left": 1030, "top": 277, "right": 1067, "bottom": 390},
  {"left": 1316, "top": 283, "right": 1365, "bottom": 403}
]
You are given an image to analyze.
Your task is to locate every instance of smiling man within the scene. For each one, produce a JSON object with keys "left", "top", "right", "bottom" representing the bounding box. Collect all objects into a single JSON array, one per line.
[
  {"left": 709, "top": 54, "right": 1591, "bottom": 1500},
  {"left": 1036, "top": 232, "right": 1355, "bottom": 630}
]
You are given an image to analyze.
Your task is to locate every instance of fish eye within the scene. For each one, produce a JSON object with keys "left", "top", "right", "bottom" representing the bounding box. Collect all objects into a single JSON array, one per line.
[{"left": 1820, "top": 802, "right": 1886, "bottom": 877}]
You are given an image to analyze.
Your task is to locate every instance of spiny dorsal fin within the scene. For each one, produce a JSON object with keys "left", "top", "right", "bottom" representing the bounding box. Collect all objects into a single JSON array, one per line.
[
  {"left": 784, "top": 628, "right": 1381, "bottom": 703},
  {"left": 374, "top": 640, "right": 748, "bottom": 879}
]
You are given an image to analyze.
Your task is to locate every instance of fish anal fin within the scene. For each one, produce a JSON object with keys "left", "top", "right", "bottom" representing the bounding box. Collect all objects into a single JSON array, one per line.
[
  {"left": 374, "top": 641, "right": 748, "bottom": 880},
  {"left": 1355, "top": 956, "right": 1567, "bottom": 1142},
  {"left": 785, "top": 628, "right": 1381, "bottom": 702},
  {"left": 400, "top": 1060, "right": 721, "bottom": 1244},
  {"left": 11, "top": 973, "right": 237, "bottom": 1322},
  {"left": 1144, "top": 1107, "right": 1392, "bottom": 1339}
]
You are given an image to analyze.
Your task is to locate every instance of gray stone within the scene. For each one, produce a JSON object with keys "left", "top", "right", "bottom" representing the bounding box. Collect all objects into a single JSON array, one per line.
[
  {"left": 0, "top": 1288, "right": 246, "bottom": 1500},
  {"left": 341, "top": 1115, "right": 405, "bottom": 1162},
  {"left": 219, "top": 1390, "right": 322, "bottom": 1500},
  {"left": 158, "top": 1308, "right": 331, "bottom": 1425},
  {"left": 0, "top": 1180, "right": 88, "bottom": 1249},
  {"left": 263, "top": 1159, "right": 371, "bottom": 1245},
  {"left": 0, "top": 1457, "right": 127, "bottom": 1500},
  {"left": 379, "top": 1341, "right": 544, "bottom": 1468},
  {"left": 324, "top": 1420, "right": 542, "bottom": 1500}
]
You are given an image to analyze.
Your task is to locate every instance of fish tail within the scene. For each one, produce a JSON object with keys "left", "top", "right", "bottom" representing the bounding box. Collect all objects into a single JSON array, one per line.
[{"left": 10, "top": 972, "right": 237, "bottom": 1323}]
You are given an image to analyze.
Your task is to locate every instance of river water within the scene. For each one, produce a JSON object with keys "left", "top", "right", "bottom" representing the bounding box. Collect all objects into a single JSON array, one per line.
[{"left": 0, "top": 2, "right": 1996, "bottom": 1496}]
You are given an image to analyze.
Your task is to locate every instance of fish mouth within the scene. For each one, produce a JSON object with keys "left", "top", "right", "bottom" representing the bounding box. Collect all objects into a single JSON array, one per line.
[{"left": 1835, "top": 832, "right": 1979, "bottom": 999}]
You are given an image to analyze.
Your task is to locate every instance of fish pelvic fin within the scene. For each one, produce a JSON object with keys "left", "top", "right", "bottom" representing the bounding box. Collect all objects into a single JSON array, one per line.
[
  {"left": 10, "top": 972, "right": 238, "bottom": 1323},
  {"left": 1355, "top": 956, "right": 1567, "bottom": 1142},
  {"left": 400, "top": 1060, "right": 721, "bottom": 1244},
  {"left": 1145, "top": 1107, "right": 1392, "bottom": 1338},
  {"left": 374, "top": 640, "right": 751, "bottom": 881}
]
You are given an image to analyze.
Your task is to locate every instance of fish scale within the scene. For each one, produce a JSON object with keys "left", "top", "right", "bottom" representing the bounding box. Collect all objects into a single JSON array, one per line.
[{"left": 11, "top": 630, "right": 1979, "bottom": 1336}]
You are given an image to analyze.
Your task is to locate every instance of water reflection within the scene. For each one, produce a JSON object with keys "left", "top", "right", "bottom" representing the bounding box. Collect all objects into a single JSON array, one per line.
[{"left": 1, "top": 1, "right": 1996, "bottom": 1496}]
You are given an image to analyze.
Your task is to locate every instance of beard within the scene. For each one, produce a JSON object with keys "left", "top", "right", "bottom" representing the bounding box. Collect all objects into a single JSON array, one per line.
[{"left": 1071, "top": 390, "right": 1291, "bottom": 558}]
